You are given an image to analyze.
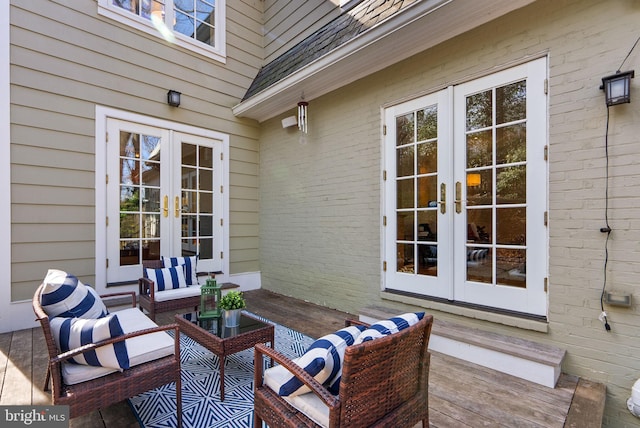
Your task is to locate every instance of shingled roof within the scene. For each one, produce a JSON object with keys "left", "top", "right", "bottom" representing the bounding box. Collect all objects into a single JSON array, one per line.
[{"left": 241, "top": 0, "right": 419, "bottom": 101}]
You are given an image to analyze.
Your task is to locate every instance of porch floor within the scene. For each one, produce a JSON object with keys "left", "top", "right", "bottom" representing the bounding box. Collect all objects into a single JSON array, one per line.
[{"left": 1, "top": 288, "right": 603, "bottom": 427}]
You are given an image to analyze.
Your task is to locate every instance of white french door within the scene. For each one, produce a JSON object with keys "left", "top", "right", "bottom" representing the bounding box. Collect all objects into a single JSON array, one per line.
[
  {"left": 384, "top": 58, "right": 548, "bottom": 316},
  {"left": 384, "top": 90, "right": 454, "bottom": 300},
  {"left": 106, "top": 119, "right": 224, "bottom": 283}
]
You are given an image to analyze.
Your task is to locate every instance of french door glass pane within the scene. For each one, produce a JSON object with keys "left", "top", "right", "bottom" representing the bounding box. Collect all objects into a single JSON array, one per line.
[
  {"left": 496, "top": 81, "right": 526, "bottom": 124},
  {"left": 496, "top": 207, "right": 526, "bottom": 245},
  {"left": 417, "top": 141, "right": 437, "bottom": 173},
  {"left": 467, "top": 130, "right": 492, "bottom": 168},
  {"left": 397, "top": 212, "right": 414, "bottom": 240},
  {"left": 496, "top": 166, "right": 526, "bottom": 203},
  {"left": 496, "top": 248, "right": 526, "bottom": 287},
  {"left": 119, "top": 131, "right": 161, "bottom": 265},
  {"left": 397, "top": 147, "right": 414, "bottom": 177},
  {"left": 497, "top": 123, "right": 526, "bottom": 163},
  {"left": 181, "top": 142, "right": 214, "bottom": 258},
  {"left": 396, "top": 113, "right": 414, "bottom": 146},
  {"left": 466, "top": 90, "right": 492, "bottom": 130},
  {"left": 465, "top": 80, "right": 527, "bottom": 287},
  {"left": 417, "top": 176, "right": 437, "bottom": 208},
  {"left": 395, "top": 103, "right": 438, "bottom": 276}
]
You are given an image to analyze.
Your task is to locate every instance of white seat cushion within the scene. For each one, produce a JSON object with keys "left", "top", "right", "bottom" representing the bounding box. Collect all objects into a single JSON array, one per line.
[
  {"left": 60, "top": 308, "right": 175, "bottom": 385},
  {"left": 153, "top": 285, "right": 202, "bottom": 302},
  {"left": 285, "top": 393, "right": 330, "bottom": 428}
]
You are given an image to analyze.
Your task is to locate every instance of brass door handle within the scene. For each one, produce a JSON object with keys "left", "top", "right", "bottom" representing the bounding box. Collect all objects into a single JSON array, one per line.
[
  {"left": 163, "top": 195, "right": 168, "bottom": 217},
  {"left": 455, "top": 181, "right": 462, "bottom": 213},
  {"left": 439, "top": 183, "right": 446, "bottom": 214},
  {"left": 175, "top": 196, "right": 180, "bottom": 218}
]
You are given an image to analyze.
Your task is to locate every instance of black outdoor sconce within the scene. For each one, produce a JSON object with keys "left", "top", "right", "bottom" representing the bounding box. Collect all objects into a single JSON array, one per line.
[
  {"left": 167, "top": 90, "right": 181, "bottom": 107},
  {"left": 601, "top": 70, "right": 634, "bottom": 106}
]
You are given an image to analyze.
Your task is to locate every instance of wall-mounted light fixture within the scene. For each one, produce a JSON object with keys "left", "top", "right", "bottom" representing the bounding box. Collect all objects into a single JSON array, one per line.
[
  {"left": 298, "top": 101, "right": 308, "bottom": 134},
  {"left": 167, "top": 90, "right": 181, "bottom": 107},
  {"left": 601, "top": 70, "right": 634, "bottom": 106}
]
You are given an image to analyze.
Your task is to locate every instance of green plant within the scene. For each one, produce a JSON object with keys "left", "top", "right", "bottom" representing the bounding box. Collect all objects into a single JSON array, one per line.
[{"left": 218, "top": 290, "right": 246, "bottom": 310}]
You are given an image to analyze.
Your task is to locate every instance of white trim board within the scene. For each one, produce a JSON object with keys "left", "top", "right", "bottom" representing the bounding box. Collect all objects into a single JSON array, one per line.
[{"left": 0, "top": 1, "right": 23, "bottom": 334}]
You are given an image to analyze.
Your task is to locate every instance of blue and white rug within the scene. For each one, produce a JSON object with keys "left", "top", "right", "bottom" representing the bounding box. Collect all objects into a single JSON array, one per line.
[{"left": 128, "top": 313, "right": 315, "bottom": 428}]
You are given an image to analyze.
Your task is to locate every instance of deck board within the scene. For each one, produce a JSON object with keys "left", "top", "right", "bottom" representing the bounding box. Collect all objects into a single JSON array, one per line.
[{"left": 2, "top": 288, "right": 590, "bottom": 427}]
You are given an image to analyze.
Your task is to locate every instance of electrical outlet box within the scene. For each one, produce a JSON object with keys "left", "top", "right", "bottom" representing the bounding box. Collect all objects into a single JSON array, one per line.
[{"left": 604, "top": 292, "right": 632, "bottom": 307}]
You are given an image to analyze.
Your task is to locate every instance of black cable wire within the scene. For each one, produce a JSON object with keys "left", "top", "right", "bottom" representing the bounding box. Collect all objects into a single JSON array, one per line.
[
  {"left": 597, "top": 34, "right": 638, "bottom": 332},
  {"left": 600, "top": 106, "right": 611, "bottom": 331},
  {"left": 618, "top": 35, "right": 640, "bottom": 72}
]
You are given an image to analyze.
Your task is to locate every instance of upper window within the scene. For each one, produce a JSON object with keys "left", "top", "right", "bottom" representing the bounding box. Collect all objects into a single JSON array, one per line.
[{"left": 98, "top": 0, "right": 226, "bottom": 63}]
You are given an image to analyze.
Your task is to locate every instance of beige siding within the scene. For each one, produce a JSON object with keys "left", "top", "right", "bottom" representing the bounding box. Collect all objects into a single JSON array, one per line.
[
  {"left": 10, "top": 0, "right": 264, "bottom": 299},
  {"left": 258, "top": 0, "right": 640, "bottom": 427}
]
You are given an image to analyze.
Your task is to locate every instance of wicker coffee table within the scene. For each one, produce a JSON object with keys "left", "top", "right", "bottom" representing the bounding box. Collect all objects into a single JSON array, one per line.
[{"left": 174, "top": 312, "right": 274, "bottom": 401}]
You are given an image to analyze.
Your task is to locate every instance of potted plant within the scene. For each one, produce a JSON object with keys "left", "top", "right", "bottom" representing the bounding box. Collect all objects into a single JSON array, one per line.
[{"left": 218, "top": 291, "right": 246, "bottom": 327}]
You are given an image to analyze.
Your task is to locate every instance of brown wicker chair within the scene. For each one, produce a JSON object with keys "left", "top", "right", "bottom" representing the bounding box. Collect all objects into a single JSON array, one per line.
[
  {"left": 253, "top": 315, "right": 433, "bottom": 428},
  {"left": 138, "top": 259, "right": 201, "bottom": 321},
  {"left": 33, "top": 284, "right": 182, "bottom": 426}
]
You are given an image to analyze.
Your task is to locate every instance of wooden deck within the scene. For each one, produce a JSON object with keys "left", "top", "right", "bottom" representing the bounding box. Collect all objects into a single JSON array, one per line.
[{"left": 0, "top": 289, "right": 603, "bottom": 427}]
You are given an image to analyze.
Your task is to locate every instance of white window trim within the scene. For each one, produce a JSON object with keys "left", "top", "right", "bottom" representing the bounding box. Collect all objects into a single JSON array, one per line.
[
  {"left": 0, "top": 0, "right": 19, "bottom": 333},
  {"left": 97, "top": 0, "right": 226, "bottom": 64},
  {"left": 95, "top": 106, "right": 230, "bottom": 293}
]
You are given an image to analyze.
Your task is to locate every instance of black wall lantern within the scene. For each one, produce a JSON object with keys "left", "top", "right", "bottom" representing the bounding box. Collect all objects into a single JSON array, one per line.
[
  {"left": 167, "top": 90, "right": 181, "bottom": 107},
  {"left": 601, "top": 70, "right": 634, "bottom": 106}
]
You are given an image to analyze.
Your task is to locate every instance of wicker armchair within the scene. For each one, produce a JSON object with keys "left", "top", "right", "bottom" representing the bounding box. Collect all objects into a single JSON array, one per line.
[
  {"left": 33, "top": 284, "right": 182, "bottom": 426},
  {"left": 253, "top": 315, "right": 433, "bottom": 428},
  {"left": 138, "top": 259, "right": 201, "bottom": 321}
]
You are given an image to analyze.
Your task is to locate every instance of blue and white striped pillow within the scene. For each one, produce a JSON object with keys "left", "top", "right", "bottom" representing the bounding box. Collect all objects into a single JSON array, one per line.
[
  {"left": 324, "top": 325, "right": 366, "bottom": 394},
  {"left": 265, "top": 325, "right": 364, "bottom": 397},
  {"left": 49, "top": 314, "right": 130, "bottom": 369},
  {"left": 144, "top": 266, "right": 187, "bottom": 292},
  {"left": 354, "top": 312, "right": 425, "bottom": 344},
  {"left": 162, "top": 256, "right": 198, "bottom": 286},
  {"left": 40, "top": 269, "right": 108, "bottom": 319},
  {"left": 468, "top": 248, "right": 489, "bottom": 262}
]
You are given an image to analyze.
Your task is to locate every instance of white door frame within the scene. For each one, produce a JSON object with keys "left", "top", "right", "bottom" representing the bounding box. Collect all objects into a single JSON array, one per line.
[{"left": 95, "top": 106, "right": 230, "bottom": 294}]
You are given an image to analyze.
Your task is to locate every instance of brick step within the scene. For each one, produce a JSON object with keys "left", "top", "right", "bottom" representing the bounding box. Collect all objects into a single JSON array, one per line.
[{"left": 359, "top": 305, "right": 565, "bottom": 388}]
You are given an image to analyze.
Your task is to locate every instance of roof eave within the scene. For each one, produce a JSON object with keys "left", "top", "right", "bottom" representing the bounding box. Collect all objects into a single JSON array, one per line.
[{"left": 232, "top": 0, "right": 536, "bottom": 123}]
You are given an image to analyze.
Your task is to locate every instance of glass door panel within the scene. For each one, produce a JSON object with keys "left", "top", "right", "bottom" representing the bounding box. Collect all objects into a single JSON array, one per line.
[
  {"left": 118, "top": 131, "right": 163, "bottom": 266},
  {"left": 454, "top": 58, "right": 547, "bottom": 315},
  {"left": 107, "top": 120, "right": 170, "bottom": 283},
  {"left": 173, "top": 132, "right": 223, "bottom": 273},
  {"left": 385, "top": 90, "right": 452, "bottom": 299}
]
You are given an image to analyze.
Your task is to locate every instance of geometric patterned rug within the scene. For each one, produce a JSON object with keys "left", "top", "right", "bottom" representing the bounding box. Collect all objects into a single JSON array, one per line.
[{"left": 128, "top": 312, "right": 315, "bottom": 428}]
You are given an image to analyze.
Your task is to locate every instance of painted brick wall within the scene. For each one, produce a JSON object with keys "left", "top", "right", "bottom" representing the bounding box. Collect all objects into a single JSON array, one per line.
[{"left": 259, "top": 0, "right": 640, "bottom": 426}]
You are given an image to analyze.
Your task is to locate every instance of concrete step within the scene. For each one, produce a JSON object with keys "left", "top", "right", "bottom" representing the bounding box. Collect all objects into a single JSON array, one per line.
[{"left": 359, "top": 305, "right": 565, "bottom": 388}]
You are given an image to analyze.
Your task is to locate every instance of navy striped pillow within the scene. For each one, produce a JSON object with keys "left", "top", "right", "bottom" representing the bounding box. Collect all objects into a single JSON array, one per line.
[
  {"left": 40, "top": 269, "right": 108, "bottom": 319},
  {"left": 162, "top": 256, "right": 198, "bottom": 286},
  {"left": 144, "top": 266, "right": 187, "bottom": 291},
  {"left": 354, "top": 312, "right": 425, "bottom": 344},
  {"left": 49, "top": 314, "right": 130, "bottom": 370},
  {"left": 265, "top": 325, "right": 364, "bottom": 397}
]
